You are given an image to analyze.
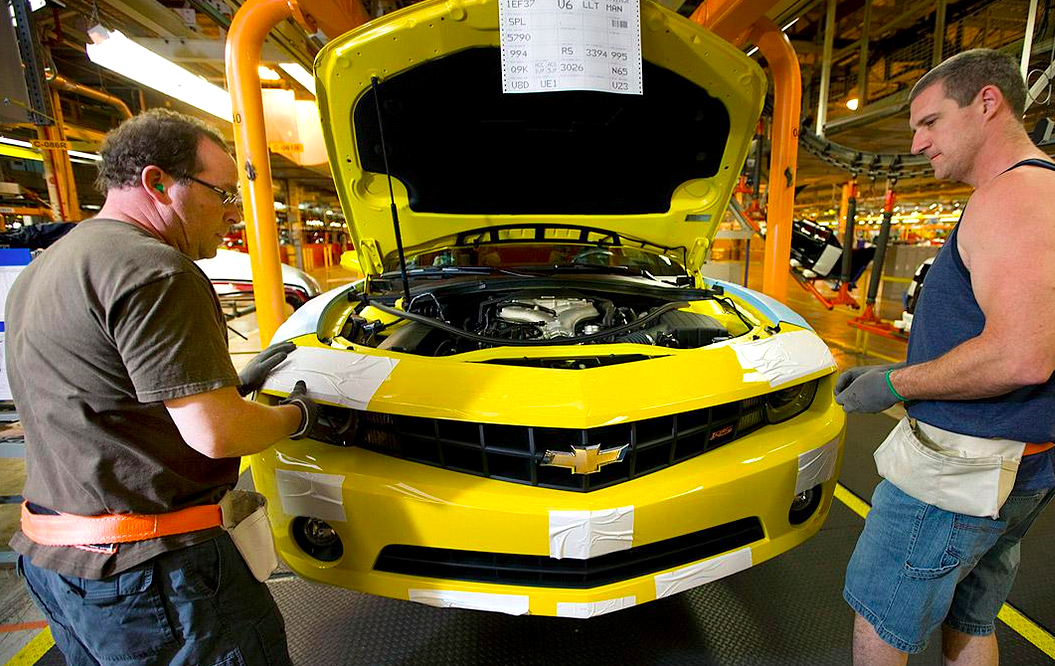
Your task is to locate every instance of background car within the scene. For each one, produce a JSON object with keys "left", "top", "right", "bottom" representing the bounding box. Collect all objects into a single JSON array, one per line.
[{"left": 196, "top": 248, "right": 322, "bottom": 313}]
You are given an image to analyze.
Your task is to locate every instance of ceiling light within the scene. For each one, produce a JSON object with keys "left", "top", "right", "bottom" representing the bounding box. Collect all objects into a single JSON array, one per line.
[
  {"left": 845, "top": 98, "right": 859, "bottom": 111},
  {"left": 86, "top": 26, "right": 232, "bottom": 121},
  {"left": 279, "top": 63, "right": 316, "bottom": 96},
  {"left": 258, "top": 65, "right": 282, "bottom": 81}
]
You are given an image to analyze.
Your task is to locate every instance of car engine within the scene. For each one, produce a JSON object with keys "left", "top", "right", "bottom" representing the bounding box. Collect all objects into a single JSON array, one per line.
[{"left": 348, "top": 286, "right": 744, "bottom": 357}]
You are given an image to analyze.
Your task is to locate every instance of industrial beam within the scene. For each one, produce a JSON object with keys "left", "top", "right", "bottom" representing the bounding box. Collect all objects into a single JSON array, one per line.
[
  {"left": 931, "top": 0, "right": 946, "bottom": 66},
  {"left": 129, "top": 37, "right": 288, "bottom": 63},
  {"left": 857, "top": 0, "right": 871, "bottom": 104},
  {"left": 815, "top": 0, "right": 836, "bottom": 137},
  {"left": 99, "top": 0, "right": 197, "bottom": 38}
]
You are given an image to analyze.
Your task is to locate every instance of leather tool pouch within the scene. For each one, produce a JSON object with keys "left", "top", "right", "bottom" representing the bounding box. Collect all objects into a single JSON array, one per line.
[
  {"left": 219, "top": 490, "right": 279, "bottom": 582},
  {"left": 874, "top": 417, "right": 1024, "bottom": 519}
]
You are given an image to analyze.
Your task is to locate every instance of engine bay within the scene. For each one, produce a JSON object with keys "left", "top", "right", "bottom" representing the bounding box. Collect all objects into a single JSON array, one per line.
[{"left": 339, "top": 282, "right": 754, "bottom": 357}]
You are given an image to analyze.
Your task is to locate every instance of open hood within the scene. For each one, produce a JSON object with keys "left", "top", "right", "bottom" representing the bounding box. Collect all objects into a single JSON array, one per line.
[{"left": 314, "top": 0, "right": 765, "bottom": 277}]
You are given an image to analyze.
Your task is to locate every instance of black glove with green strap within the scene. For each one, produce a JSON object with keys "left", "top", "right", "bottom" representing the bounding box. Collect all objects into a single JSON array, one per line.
[{"left": 834, "top": 362, "right": 908, "bottom": 413}]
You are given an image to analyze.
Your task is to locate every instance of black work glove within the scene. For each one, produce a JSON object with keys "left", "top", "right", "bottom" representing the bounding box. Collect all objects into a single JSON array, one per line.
[
  {"left": 238, "top": 341, "right": 296, "bottom": 397},
  {"left": 834, "top": 364, "right": 907, "bottom": 414},
  {"left": 280, "top": 380, "right": 318, "bottom": 440}
]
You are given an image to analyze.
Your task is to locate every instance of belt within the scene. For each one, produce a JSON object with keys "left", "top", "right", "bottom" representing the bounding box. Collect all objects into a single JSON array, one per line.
[
  {"left": 1025, "top": 442, "right": 1055, "bottom": 456},
  {"left": 20, "top": 502, "right": 223, "bottom": 547}
]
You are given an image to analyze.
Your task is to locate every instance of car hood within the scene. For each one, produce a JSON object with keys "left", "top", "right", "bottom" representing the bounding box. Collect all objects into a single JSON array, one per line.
[{"left": 314, "top": 0, "right": 765, "bottom": 277}]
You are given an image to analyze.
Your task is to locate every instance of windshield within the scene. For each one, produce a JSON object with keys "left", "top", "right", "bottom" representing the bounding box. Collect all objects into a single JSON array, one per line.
[{"left": 391, "top": 243, "right": 689, "bottom": 277}]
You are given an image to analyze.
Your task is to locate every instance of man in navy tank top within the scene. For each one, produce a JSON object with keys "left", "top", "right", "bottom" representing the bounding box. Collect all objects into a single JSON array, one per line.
[{"left": 834, "top": 49, "right": 1055, "bottom": 666}]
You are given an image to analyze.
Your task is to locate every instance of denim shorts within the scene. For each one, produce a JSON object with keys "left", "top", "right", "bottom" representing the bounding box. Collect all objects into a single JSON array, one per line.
[
  {"left": 19, "top": 533, "right": 291, "bottom": 666},
  {"left": 843, "top": 480, "right": 1055, "bottom": 653}
]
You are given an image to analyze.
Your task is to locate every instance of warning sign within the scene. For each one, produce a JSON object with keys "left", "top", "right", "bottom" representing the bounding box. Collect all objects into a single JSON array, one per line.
[
  {"left": 269, "top": 142, "right": 304, "bottom": 153},
  {"left": 30, "top": 139, "right": 71, "bottom": 150}
]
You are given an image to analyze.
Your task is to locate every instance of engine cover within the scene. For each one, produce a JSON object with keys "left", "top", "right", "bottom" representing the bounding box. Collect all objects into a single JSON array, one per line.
[{"left": 497, "top": 298, "right": 601, "bottom": 339}]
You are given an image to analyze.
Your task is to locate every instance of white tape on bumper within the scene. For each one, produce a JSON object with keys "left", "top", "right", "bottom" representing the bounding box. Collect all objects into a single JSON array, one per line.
[
  {"left": 556, "top": 596, "right": 636, "bottom": 618},
  {"left": 731, "top": 330, "right": 836, "bottom": 388},
  {"left": 796, "top": 437, "right": 840, "bottom": 494},
  {"left": 409, "top": 590, "right": 530, "bottom": 615},
  {"left": 549, "top": 506, "right": 634, "bottom": 560},
  {"left": 261, "top": 346, "right": 397, "bottom": 410},
  {"left": 275, "top": 469, "right": 346, "bottom": 522},
  {"left": 654, "top": 547, "right": 753, "bottom": 599}
]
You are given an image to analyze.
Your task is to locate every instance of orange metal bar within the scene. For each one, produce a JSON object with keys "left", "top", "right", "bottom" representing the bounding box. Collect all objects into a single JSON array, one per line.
[
  {"left": 751, "top": 18, "right": 800, "bottom": 303},
  {"left": 225, "top": 0, "right": 295, "bottom": 346},
  {"left": 225, "top": 0, "right": 368, "bottom": 345},
  {"left": 690, "top": 0, "right": 779, "bottom": 46}
]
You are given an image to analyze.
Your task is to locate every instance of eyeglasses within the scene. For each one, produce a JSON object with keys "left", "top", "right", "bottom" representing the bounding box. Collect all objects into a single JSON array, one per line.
[{"left": 180, "top": 174, "right": 241, "bottom": 206}]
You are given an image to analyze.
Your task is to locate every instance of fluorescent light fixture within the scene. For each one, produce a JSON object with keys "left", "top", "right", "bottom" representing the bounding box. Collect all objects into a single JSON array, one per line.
[
  {"left": 846, "top": 97, "right": 859, "bottom": 111},
  {"left": 746, "top": 46, "right": 759, "bottom": 57},
  {"left": 86, "top": 26, "right": 233, "bottom": 121},
  {"left": 68, "top": 150, "right": 101, "bottom": 161},
  {"left": 258, "top": 65, "right": 281, "bottom": 81},
  {"left": 279, "top": 63, "right": 316, "bottom": 96},
  {"left": 0, "top": 137, "right": 33, "bottom": 148}
]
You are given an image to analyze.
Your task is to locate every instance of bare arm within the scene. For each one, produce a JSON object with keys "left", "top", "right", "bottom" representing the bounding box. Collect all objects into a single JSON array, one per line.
[
  {"left": 891, "top": 171, "right": 1055, "bottom": 400},
  {"left": 165, "top": 387, "right": 303, "bottom": 459}
]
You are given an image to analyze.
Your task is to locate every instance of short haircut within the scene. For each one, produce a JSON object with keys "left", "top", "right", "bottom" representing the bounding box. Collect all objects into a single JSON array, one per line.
[
  {"left": 94, "top": 108, "right": 229, "bottom": 194},
  {"left": 909, "top": 48, "right": 1027, "bottom": 121}
]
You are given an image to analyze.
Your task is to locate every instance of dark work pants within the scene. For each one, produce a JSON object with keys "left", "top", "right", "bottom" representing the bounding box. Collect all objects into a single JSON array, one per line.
[{"left": 19, "top": 534, "right": 292, "bottom": 666}]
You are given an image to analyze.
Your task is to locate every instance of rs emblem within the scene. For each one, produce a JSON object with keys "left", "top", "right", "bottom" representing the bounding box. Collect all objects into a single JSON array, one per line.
[{"left": 541, "top": 443, "right": 629, "bottom": 475}]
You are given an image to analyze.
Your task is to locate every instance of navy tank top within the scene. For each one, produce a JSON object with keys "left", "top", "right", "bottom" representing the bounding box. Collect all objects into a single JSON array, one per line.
[{"left": 905, "top": 158, "right": 1055, "bottom": 489}]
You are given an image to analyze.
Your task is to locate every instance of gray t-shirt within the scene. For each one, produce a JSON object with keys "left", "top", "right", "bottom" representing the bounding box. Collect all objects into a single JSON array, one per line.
[{"left": 6, "top": 219, "right": 240, "bottom": 579}]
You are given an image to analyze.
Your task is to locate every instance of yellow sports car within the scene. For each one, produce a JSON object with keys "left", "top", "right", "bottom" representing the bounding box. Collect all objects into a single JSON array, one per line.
[{"left": 254, "top": 0, "right": 846, "bottom": 617}]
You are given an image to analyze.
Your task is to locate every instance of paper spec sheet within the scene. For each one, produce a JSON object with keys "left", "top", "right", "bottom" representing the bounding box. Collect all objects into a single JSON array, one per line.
[{"left": 499, "top": 0, "right": 643, "bottom": 95}]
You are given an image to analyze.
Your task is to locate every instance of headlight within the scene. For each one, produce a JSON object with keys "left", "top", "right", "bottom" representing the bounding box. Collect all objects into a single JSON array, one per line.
[{"left": 765, "top": 379, "right": 818, "bottom": 423}]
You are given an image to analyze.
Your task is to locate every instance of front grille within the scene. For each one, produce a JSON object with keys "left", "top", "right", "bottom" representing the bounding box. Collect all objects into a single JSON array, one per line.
[
  {"left": 309, "top": 393, "right": 771, "bottom": 492},
  {"left": 373, "top": 517, "right": 763, "bottom": 588}
]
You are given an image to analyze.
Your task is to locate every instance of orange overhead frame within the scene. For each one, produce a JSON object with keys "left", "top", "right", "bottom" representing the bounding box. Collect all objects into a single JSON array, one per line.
[
  {"left": 690, "top": 0, "right": 775, "bottom": 46},
  {"left": 225, "top": 0, "right": 368, "bottom": 345},
  {"left": 692, "top": 3, "right": 800, "bottom": 303},
  {"left": 750, "top": 19, "right": 801, "bottom": 303}
]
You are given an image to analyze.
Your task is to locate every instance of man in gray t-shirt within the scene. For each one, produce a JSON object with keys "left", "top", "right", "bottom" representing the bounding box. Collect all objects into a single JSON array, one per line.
[{"left": 7, "top": 109, "right": 316, "bottom": 666}]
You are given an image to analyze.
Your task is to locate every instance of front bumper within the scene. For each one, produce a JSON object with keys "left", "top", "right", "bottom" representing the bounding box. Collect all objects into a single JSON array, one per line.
[{"left": 250, "top": 378, "right": 845, "bottom": 617}]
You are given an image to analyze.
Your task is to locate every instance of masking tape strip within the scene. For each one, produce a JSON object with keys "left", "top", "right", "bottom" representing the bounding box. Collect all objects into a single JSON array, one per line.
[
  {"left": 549, "top": 506, "right": 634, "bottom": 560},
  {"left": 261, "top": 346, "right": 397, "bottom": 410},
  {"left": 556, "top": 596, "right": 636, "bottom": 618},
  {"left": 408, "top": 590, "right": 530, "bottom": 615},
  {"left": 654, "top": 547, "right": 753, "bottom": 599},
  {"left": 275, "top": 469, "right": 347, "bottom": 522},
  {"left": 731, "top": 330, "right": 836, "bottom": 388},
  {"left": 795, "top": 437, "right": 840, "bottom": 494}
]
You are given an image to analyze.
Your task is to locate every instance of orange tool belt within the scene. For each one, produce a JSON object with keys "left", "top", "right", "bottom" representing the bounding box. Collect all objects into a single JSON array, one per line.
[
  {"left": 1025, "top": 442, "right": 1055, "bottom": 456},
  {"left": 21, "top": 502, "right": 222, "bottom": 547}
]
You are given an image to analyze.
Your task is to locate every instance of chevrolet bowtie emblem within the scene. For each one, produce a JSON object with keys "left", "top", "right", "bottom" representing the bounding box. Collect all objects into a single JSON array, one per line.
[{"left": 541, "top": 444, "right": 629, "bottom": 475}]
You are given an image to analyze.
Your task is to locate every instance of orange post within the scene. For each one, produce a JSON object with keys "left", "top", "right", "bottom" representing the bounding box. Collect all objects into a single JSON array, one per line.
[
  {"left": 225, "top": 0, "right": 368, "bottom": 345},
  {"left": 750, "top": 18, "right": 801, "bottom": 304},
  {"left": 226, "top": 0, "right": 296, "bottom": 346}
]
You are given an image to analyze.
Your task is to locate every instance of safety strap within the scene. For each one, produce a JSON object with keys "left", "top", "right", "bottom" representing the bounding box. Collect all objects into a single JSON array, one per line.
[
  {"left": 1024, "top": 442, "right": 1055, "bottom": 456},
  {"left": 21, "top": 502, "right": 223, "bottom": 547}
]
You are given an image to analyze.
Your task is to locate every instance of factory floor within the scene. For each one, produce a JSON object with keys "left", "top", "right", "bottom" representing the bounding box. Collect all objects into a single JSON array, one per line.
[{"left": 2, "top": 264, "right": 1050, "bottom": 665}]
